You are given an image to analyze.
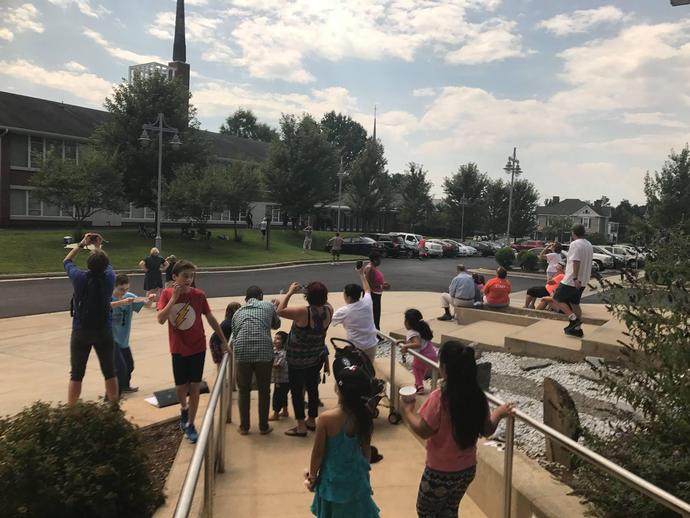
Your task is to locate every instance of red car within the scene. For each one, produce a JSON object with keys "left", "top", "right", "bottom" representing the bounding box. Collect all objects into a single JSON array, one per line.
[{"left": 511, "top": 240, "right": 545, "bottom": 251}]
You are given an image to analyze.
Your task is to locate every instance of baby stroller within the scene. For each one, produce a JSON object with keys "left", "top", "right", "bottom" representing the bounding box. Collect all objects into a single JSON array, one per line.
[{"left": 330, "top": 338, "right": 386, "bottom": 418}]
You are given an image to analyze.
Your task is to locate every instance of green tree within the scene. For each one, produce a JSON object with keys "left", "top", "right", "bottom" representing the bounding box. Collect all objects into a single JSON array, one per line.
[
  {"left": 398, "top": 162, "right": 433, "bottom": 232},
  {"left": 644, "top": 146, "right": 690, "bottom": 233},
  {"left": 320, "top": 111, "right": 368, "bottom": 170},
  {"left": 484, "top": 178, "right": 509, "bottom": 238},
  {"left": 217, "top": 162, "right": 261, "bottom": 241},
  {"left": 93, "top": 71, "right": 209, "bottom": 228},
  {"left": 30, "top": 148, "right": 123, "bottom": 233},
  {"left": 263, "top": 114, "right": 339, "bottom": 226},
  {"left": 220, "top": 108, "right": 279, "bottom": 143},
  {"left": 508, "top": 178, "right": 539, "bottom": 239},
  {"left": 612, "top": 200, "right": 647, "bottom": 243},
  {"left": 443, "top": 163, "right": 488, "bottom": 238},
  {"left": 164, "top": 164, "right": 224, "bottom": 236},
  {"left": 345, "top": 139, "right": 390, "bottom": 231}
]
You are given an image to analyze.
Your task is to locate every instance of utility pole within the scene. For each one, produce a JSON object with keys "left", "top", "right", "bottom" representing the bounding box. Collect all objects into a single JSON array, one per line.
[{"left": 503, "top": 147, "right": 522, "bottom": 244}]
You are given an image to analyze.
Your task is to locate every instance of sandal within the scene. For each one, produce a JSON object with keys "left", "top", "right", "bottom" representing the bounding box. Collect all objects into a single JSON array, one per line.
[
  {"left": 306, "top": 423, "right": 316, "bottom": 431},
  {"left": 284, "top": 427, "right": 308, "bottom": 437}
]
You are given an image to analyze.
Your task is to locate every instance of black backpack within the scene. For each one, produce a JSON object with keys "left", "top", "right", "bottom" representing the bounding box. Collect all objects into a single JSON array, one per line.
[{"left": 70, "top": 272, "right": 110, "bottom": 330}]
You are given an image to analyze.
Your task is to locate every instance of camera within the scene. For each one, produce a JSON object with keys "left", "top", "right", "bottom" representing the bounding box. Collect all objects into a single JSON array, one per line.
[
  {"left": 89, "top": 235, "right": 98, "bottom": 243},
  {"left": 356, "top": 260, "right": 363, "bottom": 270}
]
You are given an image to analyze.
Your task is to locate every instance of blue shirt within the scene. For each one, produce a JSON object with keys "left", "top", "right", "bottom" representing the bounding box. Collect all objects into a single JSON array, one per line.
[
  {"left": 449, "top": 272, "right": 475, "bottom": 300},
  {"left": 111, "top": 292, "right": 145, "bottom": 348},
  {"left": 64, "top": 259, "right": 116, "bottom": 330}
]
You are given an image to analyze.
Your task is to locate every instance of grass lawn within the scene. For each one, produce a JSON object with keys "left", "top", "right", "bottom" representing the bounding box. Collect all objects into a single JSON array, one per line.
[{"left": 0, "top": 227, "right": 359, "bottom": 275}]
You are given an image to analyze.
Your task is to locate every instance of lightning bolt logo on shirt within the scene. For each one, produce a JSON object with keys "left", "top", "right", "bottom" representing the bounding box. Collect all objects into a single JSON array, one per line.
[{"left": 169, "top": 302, "right": 196, "bottom": 331}]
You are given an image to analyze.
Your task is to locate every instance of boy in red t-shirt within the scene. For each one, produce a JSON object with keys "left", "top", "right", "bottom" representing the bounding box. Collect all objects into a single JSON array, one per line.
[
  {"left": 157, "top": 260, "right": 228, "bottom": 443},
  {"left": 482, "top": 267, "right": 512, "bottom": 308}
]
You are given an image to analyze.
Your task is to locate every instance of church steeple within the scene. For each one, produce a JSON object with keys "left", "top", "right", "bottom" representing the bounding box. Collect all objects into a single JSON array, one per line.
[{"left": 172, "top": 0, "right": 186, "bottom": 63}]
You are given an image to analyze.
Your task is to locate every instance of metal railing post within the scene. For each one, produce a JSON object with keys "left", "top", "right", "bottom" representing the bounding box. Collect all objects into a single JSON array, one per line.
[
  {"left": 503, "top": 414, "right": 515, "bottom": 518},
  {"left": 203, "top": 420, "right": 215, "bottom": 518},
  {"left": 218, "top": 367, "right": 227, "bottom": 474},
  {"left": 388, "top": 337, "right": 397, "bottom": 414},
  {"left": 227, "top": 349, "right": 235, "bottom": 424},
  {"left": 431, "top": 368, "right": 439, "bottom": 390}
]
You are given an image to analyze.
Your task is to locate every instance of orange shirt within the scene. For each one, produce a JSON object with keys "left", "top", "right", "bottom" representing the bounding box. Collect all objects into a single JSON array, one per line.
[
  {"left": 546, "top": 273, "right": 565, "bottom": 296},
  {"left": 483, "top": 277, "right": 511, "bottom": 305}
]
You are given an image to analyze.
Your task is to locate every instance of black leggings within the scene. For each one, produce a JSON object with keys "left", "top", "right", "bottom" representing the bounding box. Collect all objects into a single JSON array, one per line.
[
  {"left": 288, "top": 364, "right": 320, "bottom": 420},
  {"left": 70, "top": 328, "right": 116, "bottom": 381},
  {"left": 416, "top": 465, "right": 476, "bottom": 518},
  {"left": 371, "top": 292, "right": 382, "bottom": 330},
  {"left": 272, "top": 383, "right": 290, "bottom": 413}
]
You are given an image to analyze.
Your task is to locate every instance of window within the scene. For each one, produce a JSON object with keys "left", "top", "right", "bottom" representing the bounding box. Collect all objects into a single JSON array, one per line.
[
  {"left": 30, "top": 136, "right": 44, "bottom": 167},
  {"left": 27, "top": 191, "right": 42, "bottom": 216},
  {"left": 121, "top": 203, "right": 132, "bottom": 219},
  {"left": 211, "top": 211, "right": 222, "bottom": 221},
  {"left": 10, "top": 134, "right": 29, "bottom": 167},
  {"left": 64, "top": 141, "right": 77, "bottom": 161},
  {"left": 10, "top": 189, "right": 27, "bottom": 215},
  {"left": 237, "top": 209, "right": 246, "bottom": 220},
  {"left": 271, "top": 206, "right": 281, "bottom": 221},
  {"left": 46, "top": 139, "right": 63, "bottom": 158},
  {"left": 581, "top": 217, "right": 591, "bottom": 229},
  {"left": 43, "top": 203, "right": 61, "bottom": 216},
  {"left": 144, "top": 207, "right": 155, "bottom": 220},
  {"left": 131, "top": 206, "right": 145, "bottom": 218}
]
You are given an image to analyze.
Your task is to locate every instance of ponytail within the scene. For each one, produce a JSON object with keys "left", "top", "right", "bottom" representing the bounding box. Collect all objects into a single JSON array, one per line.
[
  {"left": 439, "top": 341, "right": 489, "bottom": 449},
  {"left": 404, "top": 308, "right": 433, "bottom": 341}
]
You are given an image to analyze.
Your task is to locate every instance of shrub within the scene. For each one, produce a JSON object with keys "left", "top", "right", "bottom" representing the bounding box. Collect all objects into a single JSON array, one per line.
[
  {"left": 517, "top": 250, "right": 539, "bottom": 271},
  {"left": 495, "top": 247, "right": 515, "bottom": 268},
  {"left": 572, "top": 230, "right": 690, "bottom": 517},
  {"left": 0, "top": 402, "right": 165, "bottom": 518}
]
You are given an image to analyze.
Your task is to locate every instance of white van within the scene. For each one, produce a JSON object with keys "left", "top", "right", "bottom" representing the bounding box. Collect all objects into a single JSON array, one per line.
[{"left": 389, "top": 232, "right": 423, "bottom": 256}]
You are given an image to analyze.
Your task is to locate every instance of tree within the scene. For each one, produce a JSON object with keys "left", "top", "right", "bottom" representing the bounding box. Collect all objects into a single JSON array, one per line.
[
  {"left": 93, "top": 71, "right": 209, "bottom": 229},
  {"left": 484, "top": 178, "right": 509, "bottom": 238},
  {"left": 443, "top": 163, "right": 488, "bottom": 238},
  {"left": 30, "top": 148, "right": 123, "bottom": 233},
  {"left": 398, "top": 162, "right": 433, "bottom": 232},
  {"left": 613, "top": 199, "right": 647, "bottom": 243},
  {"left": 508, "top": 179, "right": 539, "bottom": 238},
  {"left": 543, "top": 216, "right": 574, "bottom": 241},
  {"left": 220, "top": 108, "right": 279, "bottom": 143},
  {"left": 164, "top": 164, "right": 224, "bottom": 236},
  {"left": 263, "top": 114, "right": 339, "bottom": 226},
  {"left": 216, "top": 162, "right": 261, "bottom": 241},
  {"left": 320, "top": 111, "right": 368, "bottom": 170},
  {"left": 345, "top": 139, "right": 390, "bottom": 231},
  {"left": 644, "top": 145, "right": 690, "bottom": 233}
]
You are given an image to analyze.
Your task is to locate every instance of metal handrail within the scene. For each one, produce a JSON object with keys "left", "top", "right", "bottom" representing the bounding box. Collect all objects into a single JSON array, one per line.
[
  {"left": 173, "top": 346, "right": 234, "bottom": 518},
  {"left": 381, "top": 332, "right": 690, "bottom": 518}
]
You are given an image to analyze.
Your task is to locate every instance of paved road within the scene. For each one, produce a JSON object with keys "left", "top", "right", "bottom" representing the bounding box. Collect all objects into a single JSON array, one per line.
[{"left": 0, "top": 257, "right": 546, "bottom": 318}]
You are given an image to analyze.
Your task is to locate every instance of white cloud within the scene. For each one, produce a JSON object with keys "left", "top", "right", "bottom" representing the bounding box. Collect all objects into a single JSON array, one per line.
[
  {"left": 445, "top": 20, "right": 528, "bottom": 64},
  {"left": 47, "top": 0, "right": 111, "bottom": 19},
  {"left": 622, "top": 112, "right": 686, "bottom": 129},
  {"left": 64, "top": 61, "right": 88, "bottom": 72},
  {"left": 0, "top": 59, "right": 113, "bottom": 105},
  {"left": 0, "top": 3, "right": 44, "bottom": 41},
  {"left": 538, "top": 6, "right": 625, "bottom": 36},
  {"left": 83, "top": 28, "right": 162, "bottom": 63},
  {"left": 413, "top": 88, "right": 437, "bottom": 97}
]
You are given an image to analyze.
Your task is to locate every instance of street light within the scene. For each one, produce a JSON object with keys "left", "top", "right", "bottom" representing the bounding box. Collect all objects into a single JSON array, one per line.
[
  {"left": 139, "top": 113, "right": 181, "bottom": 252},
  {"left": 459, "top": 195, "right": 468, "bottom": 241},
  {"left": 503, "top": 147, "right": 523, "bottom": 244},
  {"left": 336, "top": 156, "right": 346, "bottom": 233}
]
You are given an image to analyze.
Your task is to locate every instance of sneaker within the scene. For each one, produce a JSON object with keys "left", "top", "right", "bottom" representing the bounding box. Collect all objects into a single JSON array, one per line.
[
  {"left": 121, "top": 386, "right": 139, "bottom": 393},
  {"left": 564, "top": 327, "right": 584, "bottom": 338},
  {"left": 564, "top": 318, "right": 581, "bottom": 331},
  {"left": 184, "top": 424, "right": 199, "bottom": 443},
  {"left": 180, "top": 407, "right": 189, "bottom": 432},
  {"left": 437, "top": 314, "right": 453, "bottom": 321}
]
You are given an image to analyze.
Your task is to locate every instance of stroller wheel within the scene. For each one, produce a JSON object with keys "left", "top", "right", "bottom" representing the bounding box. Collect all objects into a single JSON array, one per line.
[{"left": 388, "top": 412, "right": 402, "bottom": 425}]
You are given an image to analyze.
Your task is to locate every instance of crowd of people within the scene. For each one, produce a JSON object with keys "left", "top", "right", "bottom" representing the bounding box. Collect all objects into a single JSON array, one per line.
[{"left": 62, "top": 223, "right": 594, "bottom": 517}]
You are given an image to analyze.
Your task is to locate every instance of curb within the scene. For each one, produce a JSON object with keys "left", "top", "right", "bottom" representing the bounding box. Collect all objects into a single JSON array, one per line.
[{"left": 0, "top": 259, "right": 357, "bottom": 281}]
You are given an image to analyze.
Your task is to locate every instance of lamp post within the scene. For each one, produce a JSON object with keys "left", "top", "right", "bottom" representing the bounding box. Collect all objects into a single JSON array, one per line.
[
  {"left": 139, "top": 113, "right": 181, "bottom": 252},
  {"left": 336, "top": 156, "right": 345, "bottom": 233},
  {"left": 459, "top": 195, "right": 468, "bottom": 241},
  {"left": 503, "top": 147, "right": 522, "bottom": 244}
]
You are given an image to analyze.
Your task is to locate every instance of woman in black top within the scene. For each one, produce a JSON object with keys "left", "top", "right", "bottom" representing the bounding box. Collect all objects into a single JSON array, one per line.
[{"left": 139, "top": 247, "right": 167, "bottom": 298}]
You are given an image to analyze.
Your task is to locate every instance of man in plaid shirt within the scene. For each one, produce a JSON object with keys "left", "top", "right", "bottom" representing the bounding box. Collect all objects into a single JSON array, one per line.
[{"left": 232, "top": 285, "right": 281, "bottom": 435}]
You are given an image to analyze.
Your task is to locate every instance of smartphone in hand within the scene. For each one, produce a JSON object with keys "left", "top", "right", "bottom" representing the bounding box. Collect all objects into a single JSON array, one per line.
[{"left": 356, "top": 260, "right": 363, "bottom": 270}]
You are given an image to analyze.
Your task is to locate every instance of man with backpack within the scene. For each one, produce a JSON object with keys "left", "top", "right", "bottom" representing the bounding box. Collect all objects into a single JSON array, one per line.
[{"left": 64, "top": 232, "right": 118, "bottom": 405}]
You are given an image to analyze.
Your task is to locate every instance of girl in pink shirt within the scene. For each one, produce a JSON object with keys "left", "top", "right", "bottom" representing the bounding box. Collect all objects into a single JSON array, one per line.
[
  {"left": 396, "top": 309, "right": 437, "bottom": 394},
  {"left": 401, "top": 341, "right": 513, "bottom": 517}
]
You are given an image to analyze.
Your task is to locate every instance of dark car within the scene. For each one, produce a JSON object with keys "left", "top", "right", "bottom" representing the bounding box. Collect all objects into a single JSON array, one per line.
[
  {"left": 465, "top": 240, "right": 495, "bottom": 257},
  {"left": 325, "top": 236, "right": 377, "bottom": 256},
  {"left": 369, "top": 234, "right": 410, "bottom": 258}
]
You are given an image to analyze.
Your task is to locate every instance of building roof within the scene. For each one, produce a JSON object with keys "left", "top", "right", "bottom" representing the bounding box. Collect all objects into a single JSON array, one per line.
[
  {"left": 537, "top": 198, "right": 608, "bottom": 218},
  {"left": 0, "top": 90, "right": 268, "bottom": 162},
  {"left": 0, "top": 91, "right": 109, "bottom": 138}
]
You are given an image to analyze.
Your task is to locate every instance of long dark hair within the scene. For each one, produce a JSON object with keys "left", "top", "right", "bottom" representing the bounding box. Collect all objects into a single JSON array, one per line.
[
  {"left": 337, "top": 366, "right": 373, "bottom": 444},
  {"left": 404, "top": 309, "right": 433, "bottom": 341},
  {"left": 440, "top": 341, "right": 489, "bottom": 449}
]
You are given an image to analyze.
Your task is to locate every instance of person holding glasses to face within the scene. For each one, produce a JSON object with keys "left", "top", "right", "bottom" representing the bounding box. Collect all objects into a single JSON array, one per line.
[{"left": 111, "top": 274, "right": 155, "bottom": 395}]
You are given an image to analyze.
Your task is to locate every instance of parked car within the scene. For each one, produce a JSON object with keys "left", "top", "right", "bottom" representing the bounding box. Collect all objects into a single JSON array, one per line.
[
  {"left": 560, "top": 243, "right": 614, "bottom": 272},
  {"left": 600, "top": 245, "right": 645, "bottom": 268},
  {"left": 424, "top": 239, "right": 445, "bottom": 257},
  {"left": 464, "top": 240, "right": 495, "bottom": 256},
  {"left": 438, "top": 240, "right": 459, "bottom": 257},
  {"left": 511, "top": 239, "right": 545, "bottom": 251},
  {"left": 362, "top": 233, "right": 409, "bottom": 258},
  {"left": 325, "top": 236, "right": 377, "bottom": 256},
  {"left": 389, "top": 232, "right": 423, "bottom": 257}
]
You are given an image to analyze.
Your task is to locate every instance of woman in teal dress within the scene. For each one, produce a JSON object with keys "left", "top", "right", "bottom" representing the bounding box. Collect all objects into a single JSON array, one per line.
[{"left": 304, "top": 365, "right": 380, "bottom": 518}]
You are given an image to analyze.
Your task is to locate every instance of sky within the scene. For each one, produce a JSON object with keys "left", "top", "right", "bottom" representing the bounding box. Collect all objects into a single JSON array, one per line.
[{"left": 1, "top": 0, "right": 689, "bottom": 205}]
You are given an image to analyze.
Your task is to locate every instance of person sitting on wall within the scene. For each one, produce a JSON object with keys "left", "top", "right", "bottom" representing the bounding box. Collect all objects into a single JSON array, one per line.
[
  {"left": 438, "top": 264, "right": 476, "bottom": 321},
  {"left": 482, "top": 267, "right": 511, "bottom": 308},
  {"left": 524, "top": 262, "right": 565, "bottom": 310}
]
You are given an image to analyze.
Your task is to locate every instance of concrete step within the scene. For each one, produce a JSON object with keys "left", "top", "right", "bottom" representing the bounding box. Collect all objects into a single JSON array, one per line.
[
  {"left": 441, "top": 321, "right": 525, "bottom": 352},
  {"left": 504, "top": 320, "right": 598, "bottom": 362},
  {"left": 581, "top": 318, "right": 631, "bottom": 360},
  {"left": 458, "top": 305, "right": 608, "bottom": 326},
  {"left": 455, "top": 307, "right": 539, "bottom": 327}
]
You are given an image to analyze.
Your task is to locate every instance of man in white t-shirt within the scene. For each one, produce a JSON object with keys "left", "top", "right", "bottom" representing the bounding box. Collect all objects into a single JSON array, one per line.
[
  {"left": 552, "top": 224, "right": 593, "bottom": 337},
  {"left": 331, "top": 267, "right": 379, "bottom": 367}
]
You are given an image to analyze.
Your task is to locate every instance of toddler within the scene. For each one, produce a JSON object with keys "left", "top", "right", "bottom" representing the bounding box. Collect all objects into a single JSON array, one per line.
[
  {"left": 270, "top": 331, "right": 290, "bottom": 421},
  {"left": 396, "top": 309, "right": 437, "bottom": 394}
]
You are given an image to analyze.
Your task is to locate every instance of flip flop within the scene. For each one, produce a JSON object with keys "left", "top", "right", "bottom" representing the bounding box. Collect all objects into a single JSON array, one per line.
[
  {"left": 284, "top": 427, "right": 308, "bottom": 437},
  {"left": 306, "top": 423, "right": 316, "bottom": 431}
]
